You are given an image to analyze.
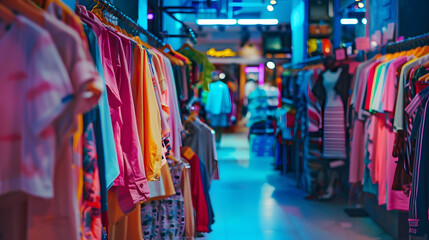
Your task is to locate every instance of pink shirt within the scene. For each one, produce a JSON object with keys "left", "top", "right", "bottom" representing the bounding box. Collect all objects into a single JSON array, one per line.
[
  {"left": 27, "top": 13, "right": 103, "bottom": 240},
  {"left": 157, "top": 53, "right": 184, "bottom": 162},
  {"left": 106, "top": 31, "right": 149, "bottom": 212},
  {"left": 382, "top": 57, "right": 408, "bottom": 113},
  {"left": 0, "top": 15, "right": 72, "bottom": 199}
]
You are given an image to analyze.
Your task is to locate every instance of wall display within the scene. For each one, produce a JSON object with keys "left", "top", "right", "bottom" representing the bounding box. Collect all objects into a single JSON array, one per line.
[{"left": 262, "top": 30, "right": 292, "bottom": 54}]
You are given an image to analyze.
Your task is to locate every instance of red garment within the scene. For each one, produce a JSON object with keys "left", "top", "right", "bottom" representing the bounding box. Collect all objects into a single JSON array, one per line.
[
  {"left": 364, "top": 62, "right": 380, "bottom": 110},
  {"left": 181, "top": 147, "right": 209, "bottom": 233}
]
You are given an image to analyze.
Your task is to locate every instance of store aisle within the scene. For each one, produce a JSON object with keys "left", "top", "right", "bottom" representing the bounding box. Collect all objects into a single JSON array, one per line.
[{"left": 206, "top": 132, "right": 392, "bottom": 240}]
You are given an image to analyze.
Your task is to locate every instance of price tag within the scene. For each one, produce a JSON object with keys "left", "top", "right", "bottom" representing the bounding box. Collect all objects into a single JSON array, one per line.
[
  {"left": 335, "top": 48, "right": 346, "bottom": 61},
  {"left": 355, "top": 37, "right": 370, "bottom": 51}
]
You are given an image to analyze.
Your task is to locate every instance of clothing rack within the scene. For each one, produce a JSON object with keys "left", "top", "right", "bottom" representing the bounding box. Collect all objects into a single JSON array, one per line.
[
  {"left": 162, "top": 8, "right": 197, "bottom": 44},
  {"left": 282, "top": 56, "right": 324, "bottom": 69},
  {"left": 79, "top": 0, "right": 165, "bottom": 47},
  {"left": 386, "top": 32, "right": 429, "bottom": 54}
]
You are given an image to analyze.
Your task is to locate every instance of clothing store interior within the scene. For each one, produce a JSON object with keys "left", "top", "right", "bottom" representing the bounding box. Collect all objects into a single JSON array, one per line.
[{"left": 3, "top": 0, "right": 429, "bottom": 239}]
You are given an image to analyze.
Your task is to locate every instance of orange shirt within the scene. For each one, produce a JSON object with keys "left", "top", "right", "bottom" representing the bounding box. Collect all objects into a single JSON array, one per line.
[{"left": 131, "top": 45, "right": 163, "bottom": 181}]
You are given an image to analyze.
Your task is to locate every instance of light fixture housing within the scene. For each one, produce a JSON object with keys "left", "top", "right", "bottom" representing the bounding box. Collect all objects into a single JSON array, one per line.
[
  {"left": 219, "top": 73, "right": 226, "bottom": 79},
  {"left": 266, "top": 61, "right": 276, "bottom": 69}
]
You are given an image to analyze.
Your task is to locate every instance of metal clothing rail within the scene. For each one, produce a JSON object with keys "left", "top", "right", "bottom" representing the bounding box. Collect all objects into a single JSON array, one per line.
[
  {"left": 386, "top": 32, "right": 429, "bottom": 54},
  {"left": 162, "top": 8, "right": 197, "bottom": 44},
  {"left": 282, "top": 56, "right": 324, "bottom": 69},
  {"left": 79, "top": 0, "right": 165, "bottom": 47}
]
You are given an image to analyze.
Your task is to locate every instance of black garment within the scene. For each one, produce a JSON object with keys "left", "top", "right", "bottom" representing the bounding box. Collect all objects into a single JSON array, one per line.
[{"left": 312, "top": 65, "right": 352, "bottom": 110}]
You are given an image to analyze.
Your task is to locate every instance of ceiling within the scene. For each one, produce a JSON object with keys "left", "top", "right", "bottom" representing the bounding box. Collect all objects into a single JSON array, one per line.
[{"left": 163, "top": 0, "right": 293, "bottom": 50}]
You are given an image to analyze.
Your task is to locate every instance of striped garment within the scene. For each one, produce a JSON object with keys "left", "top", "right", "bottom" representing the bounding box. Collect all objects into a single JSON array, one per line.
[
  {"left": 405, "top": 86, "right": 429, "bottom": 236},
  {"left": 322, "top": 105, "right": 347, "bottom": 159}
]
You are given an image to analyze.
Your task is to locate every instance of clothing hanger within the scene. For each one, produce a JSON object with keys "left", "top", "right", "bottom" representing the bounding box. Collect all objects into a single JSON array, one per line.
[
  {"left": 133, "top": 36, "right": 152, "bottom": 49},
  {"left": 417, "top": 72, "right": 429, "bottom": 82},
  {"left": 161, "top": 44, "right": 191, "bottom": 65},
  {"left": 160, "top": 50, "right": 183, "bottom": 66},
  {"left": 178, "top": 42, "right": 195, "bottom": 51},
  {"left": 182, "top": 114, "right": 196, "bottom": 129},
  {"left": 166, "top": 155, "right": 180, "bottom": 163},
  {"left": 416, "top": 45, "right": 429, "bottom": 57},
  {"left": 91, "top": 2, "right": 110, "bottom": 25},
  {"left": 1, "top": 0, "right": 44, "bottom": 26},
  {"left": 0, "top": 3, "right": 15, "bottom": 25},
  {"left": 29, "top": 0, "right": 46, "bottom": 7}
]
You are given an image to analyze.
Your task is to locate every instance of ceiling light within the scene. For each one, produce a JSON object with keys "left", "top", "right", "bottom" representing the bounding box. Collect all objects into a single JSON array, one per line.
[
  {"left": 238, "top": 19, "right": 279, "bottom": 25},
  {"left": 362, "top": 18, "right": 367, "bottom": 24},
  {"left": 358, "top": 2, "right": 365, "bottom": 8},
  {"left": 219, "top": 73, "right": 226, "bottom": 79},
  {"left": 147, "top": 13, "right": 154, "bottom": 20},
  {"left": 267, "top": 5, "right": 274, "bottom": 11},
  {"left": 270, "top": 0, "right": 277, "bottom": 4},
  {"left": 340, "top": 18, "right": 358, "bottom": 25},
  {"left": 196, "top": 19, "right": 237, "bottom": 25},
  {"left": 266, "top": 61, "right": 276, "bottom": 69}
]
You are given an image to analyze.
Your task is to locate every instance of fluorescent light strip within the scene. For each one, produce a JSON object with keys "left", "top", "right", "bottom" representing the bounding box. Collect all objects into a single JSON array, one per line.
[
  {"left": 340, "top": 18, "right": 358, "bottom": 25},
  {"left": 238, "top": 19, "right": 279, "bottom": 25},
  {"left": 196, "top": 19, "right": 237, "bottom": 25},
  {"left": 196, "top": 19, "right": 279, "bottom": 25}
]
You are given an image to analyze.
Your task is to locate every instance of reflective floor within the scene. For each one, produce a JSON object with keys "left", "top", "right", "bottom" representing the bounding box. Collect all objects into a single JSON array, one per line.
[{"left": 206, "top": 132, "right": 393, "bottom": 240}]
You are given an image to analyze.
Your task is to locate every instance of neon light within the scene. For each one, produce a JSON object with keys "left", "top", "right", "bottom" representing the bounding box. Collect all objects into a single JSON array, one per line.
[
  {"left": 244, "top": 66, "right": 259, "bottom": 73},
  {"left": 258, "top": 63, "right": 265, "bottom": 85},
  {"left": 206, "top": 48, "right": 237, "bottom": 57}
]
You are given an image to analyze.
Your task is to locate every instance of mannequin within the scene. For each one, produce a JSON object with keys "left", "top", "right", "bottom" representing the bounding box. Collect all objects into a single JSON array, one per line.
[
  {"left": 205, "top": 71, "right": 232, "bottom": 145},
  {"left": 310, "top": 56, "right": 351, "bottom": 200}
]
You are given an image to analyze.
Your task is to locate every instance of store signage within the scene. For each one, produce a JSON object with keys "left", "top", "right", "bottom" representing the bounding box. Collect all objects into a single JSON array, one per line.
[{"left": 206, "top": 48, "right": 237, "bottom": 57}]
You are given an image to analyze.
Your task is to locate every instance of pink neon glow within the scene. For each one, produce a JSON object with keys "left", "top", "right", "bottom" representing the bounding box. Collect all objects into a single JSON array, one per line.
[
  {"left": 258, "top": 63, "right": 264, "bottom": 85},
  {"left": 244, "top": 66, "right": 259, "bottom": 73}
]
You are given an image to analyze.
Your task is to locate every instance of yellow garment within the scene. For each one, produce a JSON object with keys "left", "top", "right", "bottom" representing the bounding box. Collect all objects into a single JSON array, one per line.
[
  {"left": 108, "top": 205, "right": 143, "bottom": 240},
  {"left": 107, "top": 188, "right": 125, "bottom": 226},
  {"left": 308, "top": 38, "right": 318, "bottom": 54},
  {"left": 149, "top": 50, "right": 168, "bottom": 94},
  {"left": 145, "top": 164, "right": 176, "bottom": 202},
  {"left": 131, "top": 45, "right": 163, "bottom": 181}
]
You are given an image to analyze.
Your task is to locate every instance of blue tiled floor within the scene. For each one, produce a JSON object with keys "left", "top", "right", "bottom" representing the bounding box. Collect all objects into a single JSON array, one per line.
[{"left": 205, "top": 132, "right": 393, "bottom": 240}]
